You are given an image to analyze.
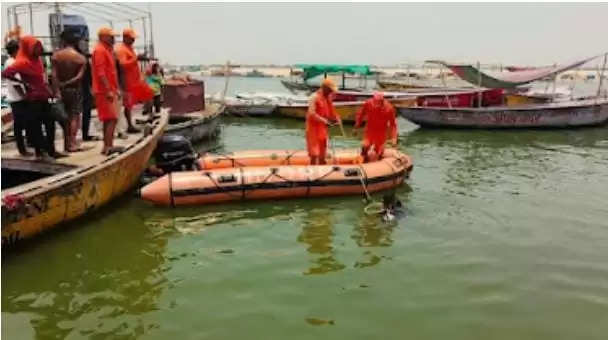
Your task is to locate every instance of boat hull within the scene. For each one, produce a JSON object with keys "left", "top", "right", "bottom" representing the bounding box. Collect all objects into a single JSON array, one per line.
[
  {"left": 140, "top": 148, "right": 413, "bottom": 206},
  {"left": 1, "top": 112, "right": 169, "bottom": 247},
  {"left": 276, "top": 102, "right": 363, "bottom": 123},
  {"left": 398, "top": 99, "right": 608, "bottom": 128},
  {"left": 165, "top": 104, "right": 224, "bottom": 143},
  {"left": 277, "top": 98, "right": 416, "bottom": 123},
  {"left": 225, "top": 104, "right": 276, "bottom": 117}
]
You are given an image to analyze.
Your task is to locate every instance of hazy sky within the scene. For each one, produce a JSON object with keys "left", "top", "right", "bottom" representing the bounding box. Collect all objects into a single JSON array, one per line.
[{"left": 3, "top": 2, "right": 608, "bottom": 66}]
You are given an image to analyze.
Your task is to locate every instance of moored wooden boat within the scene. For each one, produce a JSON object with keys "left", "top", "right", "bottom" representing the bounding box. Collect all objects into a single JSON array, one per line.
[
  {"left": 140, "top": 148, "right": 413, "bottom": 206},
  {"left": 280, "top": 79, "right": 316, "bottom": 93},
  {"left": 164, "top": 103, "right": 224, "bottom": 142},
  {"left": 276, "top": 101, "right": 364, "bottom": 123},
  {"left": 377, "top": 80, "right": 437, "bottom": 91},
  {"left": 398, "top": 99, "right": 608, "bottom": 128},
  {"left": 225, "top": 103, "right": 276, "bottom": 117},
  {"left": 276, "top": 97, "right": 417, "bottom": 123},
  {"left": 1, "top": 109, "right": 169, "bottom": 248},
  {"left": 162, "top": 80, "right": 224, "bottom": 143}
]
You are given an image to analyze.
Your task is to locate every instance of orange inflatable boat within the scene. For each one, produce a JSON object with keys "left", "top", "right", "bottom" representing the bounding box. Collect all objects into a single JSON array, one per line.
[{"left": 140, "top": 148, "right": 413, "bottom": 206}]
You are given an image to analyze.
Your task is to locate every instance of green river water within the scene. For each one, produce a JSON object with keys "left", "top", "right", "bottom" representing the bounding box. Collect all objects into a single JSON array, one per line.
[{"left": 2, "top": 78, "right": 608, "bottom": 339}]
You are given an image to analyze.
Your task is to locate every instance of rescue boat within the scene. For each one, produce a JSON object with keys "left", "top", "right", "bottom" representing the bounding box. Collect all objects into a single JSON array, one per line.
[{"left": 140, "top": 148, "right": 413, "bottom": 206}]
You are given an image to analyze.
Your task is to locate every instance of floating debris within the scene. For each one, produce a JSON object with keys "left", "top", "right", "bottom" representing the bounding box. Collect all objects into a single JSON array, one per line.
[{"left": 305, "top": 318, "right": 335, "bottom": 326}]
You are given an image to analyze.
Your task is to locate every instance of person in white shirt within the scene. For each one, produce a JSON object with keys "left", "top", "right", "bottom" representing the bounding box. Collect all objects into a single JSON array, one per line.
[{"left": 4, "top": 39, "right": 32, "bottom": 156}]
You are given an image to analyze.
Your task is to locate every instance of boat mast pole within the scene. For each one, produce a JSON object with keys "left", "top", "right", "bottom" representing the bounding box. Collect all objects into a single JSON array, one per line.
[
  {"left": 28, "top": 3, "right": 34, "bottom": 35},
  {"left": 477, "top": 61, "right": 482, "bottom": 108},
  {"left": 148, "top": 5, "right": 155, "bottom": 58},
  {"left": 596, "top": 53, "right": 607, "bottom": 101},
  {"left": 550, "top": 62, "right": 559, "bottom": 102},
  {"left": 221, "top": 60, "right": 233, "bottom": 104},
  {"left": 13, "top": 7, "right": 19, "bottom": 32},
  {"left": 6, "top": 7, "right": 11, "bottom": 34}
]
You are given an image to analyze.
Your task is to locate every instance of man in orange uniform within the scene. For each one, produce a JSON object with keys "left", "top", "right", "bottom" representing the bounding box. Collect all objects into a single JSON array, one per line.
[
  {"left": 91, "top": 27, "right": 121, "bottom": 155},
  {"left": 306, "top": 78, "right": 341, "bottom": 165},
  {"left": 354, "top": 92, "right": 397, "bottom": 162},
  {"left": 115, "top": 28, "right": 153, "bottom": 134}
]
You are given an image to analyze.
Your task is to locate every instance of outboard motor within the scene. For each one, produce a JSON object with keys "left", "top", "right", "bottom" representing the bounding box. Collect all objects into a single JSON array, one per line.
[{"left": 153, "top": 134, "right": 199, "bottom": 173}]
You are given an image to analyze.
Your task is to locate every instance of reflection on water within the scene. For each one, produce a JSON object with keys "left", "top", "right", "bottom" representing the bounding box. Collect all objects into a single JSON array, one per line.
[
  {"left": 2, "top": 78, "right": 608, "bottom": 339},
  {"left": 405, "top": 127, "right": 608, "bottom": 198},
  {"left": 1, "top": 199, "right": 169, "bottom": 339},
  {"left": 156, "top": 210, "right": 259, "bottom": 235},
  {"left": 352, "top": 213, "right": 395, "bottom": 248},
  {"left": 297, "top": 208, "right": 346, "bottom": 275}
]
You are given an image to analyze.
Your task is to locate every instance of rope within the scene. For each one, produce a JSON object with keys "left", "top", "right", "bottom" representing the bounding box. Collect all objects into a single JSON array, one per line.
[
  {"left": 280, "top": 150, "right": 300, "bottom": 165},
  {"left": 204, "top": 172, "right": 243, "bottom": 199},
  {"left": 356, "top": 163, "right": 384, "bottom": 216},
  {"left": 358, "top": 170, "right": 373, "bottom": 202},
  {"left": 310, "top": 167, "right": 338, "bottom": 182},
  {"left": 364, "top": 202, "right": 384, "bottom": 215},
  {"left": 207, "top": 152, "right": 248, "bottom": 168}
]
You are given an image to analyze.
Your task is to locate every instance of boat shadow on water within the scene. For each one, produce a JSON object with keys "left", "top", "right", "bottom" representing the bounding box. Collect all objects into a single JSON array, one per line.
[
  {"left": 1, "top": 193, "right": 169, "bottom": 339},
  {"left": 140, "top": 183, "right": 412, "bottom": 276}
]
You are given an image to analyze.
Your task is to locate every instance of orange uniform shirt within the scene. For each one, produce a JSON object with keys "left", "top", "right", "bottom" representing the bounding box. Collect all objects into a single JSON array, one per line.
[
  {"left": 306, "top": 90, "right": 340, "bottom": 140},
  {"left": 91, "top": 41, "right": 118, "bottom": 95},
  {"left": 115, "top": 43, "right": 153, "bottom": 107},
  {"left": 355, "top": 99, "right": 397, "bottom": 143},
  {"left": 114, "top": 42, "right": 141, "bottom": 88}
]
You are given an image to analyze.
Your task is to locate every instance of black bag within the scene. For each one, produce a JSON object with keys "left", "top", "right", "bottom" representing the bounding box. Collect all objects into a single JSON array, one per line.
[{"left": 49, "top": 100, "right": 69, "bottom": 128}]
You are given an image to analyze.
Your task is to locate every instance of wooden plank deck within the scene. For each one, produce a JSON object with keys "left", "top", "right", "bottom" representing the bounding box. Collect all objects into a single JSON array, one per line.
[{"left": 2, "top": 106, "right": 163, "bottom": 196}]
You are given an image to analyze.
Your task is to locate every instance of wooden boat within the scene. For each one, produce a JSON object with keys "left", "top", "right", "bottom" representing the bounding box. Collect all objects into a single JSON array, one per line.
[
  {"left": 280, "top": 79, "right": 362, "bottom": 94},
  {"left": 276, "top": 101, "right": 364, "bottom": 123},
  {"left": 276, "top": 96, "right": 416, "bottom": 123},
  {"left": 140, "top": 148, "right": 413, "bottom": 206},
  {"left": 281, "top": 79, "right": 316, "bottom": 93},
  {"left": 282, "top": 64, "right": 374, "bottom": 94},
  {"left": 377, "top": 80, "right": 437, "bottom": 91},
  {"left": 225, "top": 103, "right": 276, "bottom": 117},
  {"left": 1, "top": 108, "right": 169, "bottom": 247},
  {"left": 398, "top": 54, "right": 608, "bottom": 128},
  {"left": 225, "top": 96, "right": 277, "bottom": 117},
  {"left": 398, "top": 98, "right": 608, "bottom": 128},
  {"left": 164, "top": 102, "right": 224, "bottom": 142},
  {"left": 162, "top": 80, "right": 224, "bottom": 143}
]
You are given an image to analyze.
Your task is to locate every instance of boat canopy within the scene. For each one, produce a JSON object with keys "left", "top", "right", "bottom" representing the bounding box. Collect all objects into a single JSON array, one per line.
[
  {"left": 428, "top": 55, "right": 602, "bottom": 89},
  {"left": 295, "top": 64, "right": 373, "bottom": 81}
]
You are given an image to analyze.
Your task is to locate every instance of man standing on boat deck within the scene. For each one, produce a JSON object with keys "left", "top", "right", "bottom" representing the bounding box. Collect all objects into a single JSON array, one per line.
[
  {"left": 91, "top": 27, "right": 122, "bottom": 155},
  {"left": 4, "top": 39, "right": 32, "bottom": 156},
  {"left": 354, "top": 91, "right": 397, "bottom": 162},
  {"left": 306, "top": 78, "right": 341, "bottom": 165},
  {"left": 2, "top": 36, "right": 61, "bottom": 161},
  {"left": 115, "top": 28, "right": 153, "bottom": 134},
  {"left": 51, "top": 29, "right": 87, "bottom": 152}
]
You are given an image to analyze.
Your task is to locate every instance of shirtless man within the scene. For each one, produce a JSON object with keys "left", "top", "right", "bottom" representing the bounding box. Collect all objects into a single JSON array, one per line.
[{"left": 52, "top": 29, "right": 87, "bottom": 152}]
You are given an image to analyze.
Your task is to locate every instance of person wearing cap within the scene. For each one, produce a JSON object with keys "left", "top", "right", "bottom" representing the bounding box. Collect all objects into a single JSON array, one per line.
[
  {"left": 3, "top": 39, "right": 32, "bottom": 156},
  {"left": 91, "top": 27, "right": 122, "bottom": 155},
  {"left": 51, "top": 28, "right": 87, "bottom": 152},
  {"left": 306, "top": 78, "right": 341, "bottom": 165},
  {"left": 354, "top": 91, "right": 398, "bottom": 162},
  {"left": 115, "top": 28, "right": 153, "bottom": 134}
]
